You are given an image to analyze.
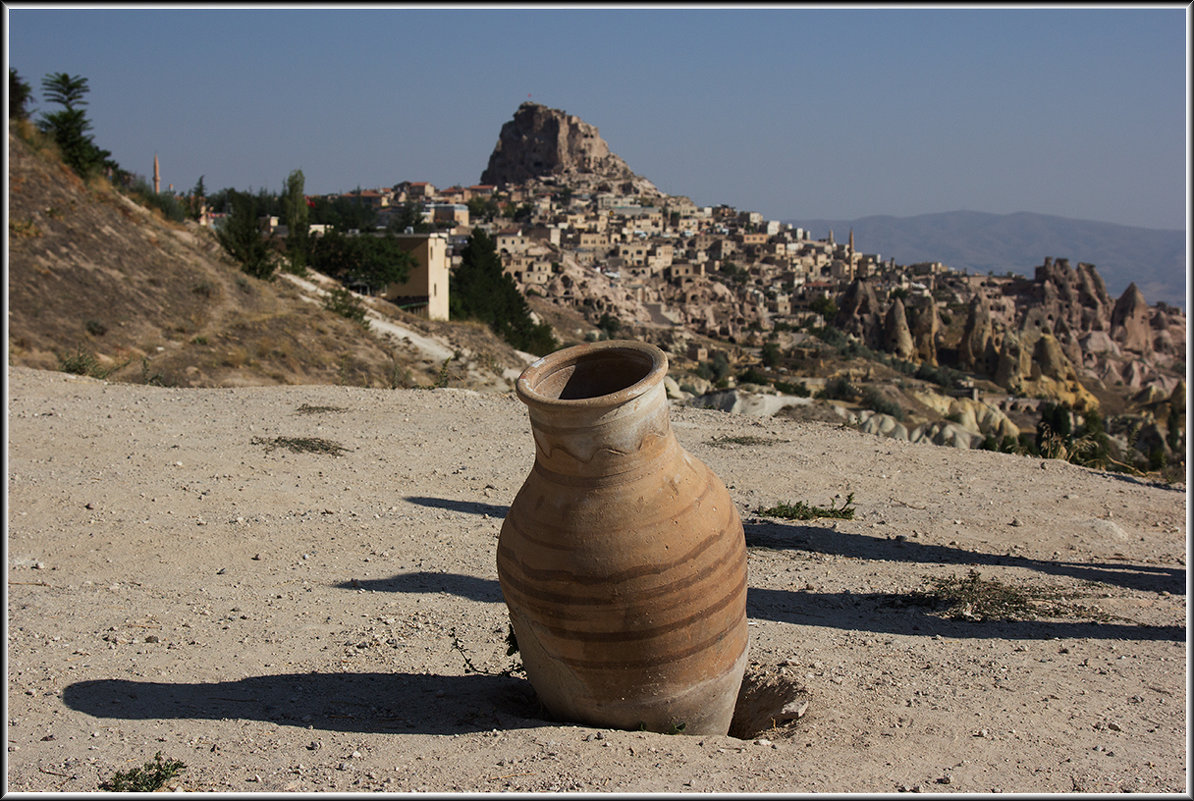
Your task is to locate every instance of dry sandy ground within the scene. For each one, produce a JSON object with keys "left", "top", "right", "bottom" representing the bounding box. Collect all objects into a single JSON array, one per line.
[{"left": 5, "top": 365, "right": 1187, "bottom": 794}]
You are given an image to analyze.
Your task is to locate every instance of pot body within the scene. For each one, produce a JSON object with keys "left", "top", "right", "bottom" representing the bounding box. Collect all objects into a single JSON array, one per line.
[{"left": 497, "top": 340, "right": 748, "bottom": 735}]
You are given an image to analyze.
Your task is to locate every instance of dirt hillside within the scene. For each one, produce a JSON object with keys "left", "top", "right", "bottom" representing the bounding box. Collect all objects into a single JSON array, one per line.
[
  {"left": 7, "top": 130, "right": 528, "bottom": 392},
  {"left": 6, "top": 364, "right": 1186, "bottom": 793}
]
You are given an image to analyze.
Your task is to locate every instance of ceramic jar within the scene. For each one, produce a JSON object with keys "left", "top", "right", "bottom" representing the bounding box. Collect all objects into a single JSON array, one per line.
[{"left": 497, "top": 340, "right": 748, "bottom": 735}]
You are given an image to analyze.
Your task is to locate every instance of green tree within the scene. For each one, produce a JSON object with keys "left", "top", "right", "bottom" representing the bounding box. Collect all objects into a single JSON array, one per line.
[
  {"left": 1035, "top": 401, "right": 1073, "bottom": 459},
  {"left": 309, "top": 191, "right": 378, "bottom": 232},
  {"left": 761, "top": 341, "right": 782, "bottom": 368},
  {"left": 254, "top": 186, "right": 282, "bottom": 218},
  {"left": 465, "top": 196, "right": 498, "bottom": 224},
  {"left": 9, "top": 68, "right": 33, "bottom": 120},
  {"left": 450, "top": 229, "right": 557, "bottom": 355},
  {"left": 309, "top": 230, "right": 414, "bottom": 293},
  {"left": 42, "top": 71, "right": 89, "bottom": 109},
  {"left": 37, "top": 72, "right": 113, "bottom": 177},
  {"left": 217, "top": 190, "right": 274, "bottom": 279},
  {"left": 281, "top": 169, "right": 310, "bottom": 271},
  {"left": 597, "top": 312, "right": 622, "bottom": 339},
  {"left": 809, "top": 294, "right": 838, "bottom": 320},
  {"left": 386, "top": 201, "right": 432, "bottom": 234},
  {"left": 186, "top": 175, "right": 207, "bottom": 220}
]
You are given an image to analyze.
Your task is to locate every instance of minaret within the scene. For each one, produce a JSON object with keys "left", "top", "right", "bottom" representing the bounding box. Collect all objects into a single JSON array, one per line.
[
  {"left": 153, "top": 154, "right": 160, "bottom": 194},
  {"left": 848, "top": 228, "right": 857, "bottom": 279}
]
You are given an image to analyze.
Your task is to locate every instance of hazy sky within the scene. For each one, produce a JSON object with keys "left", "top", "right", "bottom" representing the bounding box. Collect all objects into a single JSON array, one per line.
[{"left": 6, "top": 5, "right": 1188, "bottom": 230}]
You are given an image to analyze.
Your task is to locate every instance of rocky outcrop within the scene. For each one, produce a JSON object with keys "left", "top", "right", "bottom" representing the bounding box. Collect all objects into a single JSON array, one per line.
[
  {"left": 993, "top": 331, "right": 1027, "bottom": 391},
  {"left": 906, "top": 296, "right": 939, "bottom": 366},
  {"left": 1029, "top": 257, "right": 1114, "bottom": 334},
  {"left": 1030, "top": 334, "right": 1075, "bottom": 383},
  {"left": 1110, "top": 282, "right": 1153, "bottom": 357},
  {"left": 882, "top": 298, "right": 915, "bottom": 360},
  {"left": 958, "top": 295, "right": 993, "bottom": 373},
  {"left": 481, "top": 102, "right": 658, "bottom": 193},
  {"left": 688, "top": 387, "right": 813, "bottom": 417},
  {"left": 834, "top": 279, "right": 883, "bottom": 349}
]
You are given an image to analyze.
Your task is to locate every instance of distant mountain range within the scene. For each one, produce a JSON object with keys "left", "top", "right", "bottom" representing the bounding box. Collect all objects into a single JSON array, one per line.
[{"left": 785, "top": 211, "right": 1187, "bottom": 309}]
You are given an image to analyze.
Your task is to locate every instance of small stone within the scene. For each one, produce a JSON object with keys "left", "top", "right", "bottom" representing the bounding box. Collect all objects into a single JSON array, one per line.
[
  {"left": 1107, "top": 721, "right": 1122, "bottom": 731},
  {"left": 1009, "top": 518, "right": 1022, "bottom": 527},
  {"left": 778, "top": 700, "right": 809, "bottom": 720}
]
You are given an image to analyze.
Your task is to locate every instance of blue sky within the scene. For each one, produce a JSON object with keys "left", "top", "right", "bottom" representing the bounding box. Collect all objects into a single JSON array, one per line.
[{"left": 6, "top": 5, "right": 1188, "bottom": 230}]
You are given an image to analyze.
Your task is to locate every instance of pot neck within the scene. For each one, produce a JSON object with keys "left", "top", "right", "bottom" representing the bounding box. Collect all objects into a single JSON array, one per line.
[
  {"left": 515, "top": 341, "right": 677, "bottom": 481},
  {"left": 525, "top": 379, "right": 678, "bottom": 481}
]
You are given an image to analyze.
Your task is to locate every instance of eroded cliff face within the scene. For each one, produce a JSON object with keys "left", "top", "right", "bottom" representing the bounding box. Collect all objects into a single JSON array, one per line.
[{"left": 480, "top": 102, "right": 659, "bottom": 195}]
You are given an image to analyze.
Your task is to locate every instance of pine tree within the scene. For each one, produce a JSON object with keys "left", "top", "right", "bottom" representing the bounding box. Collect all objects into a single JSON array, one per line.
[
  {"left": 281, "top": 169, "right": 310, "bottom": 271},
  {"left": 37, "top": 72, "right": 113, "bottom": 177},
  {"left": 9, "top": 68, "right": 33, "bottom": 120},
  {"left": 450, "top": 229, "right": 557, "bottom": 355},
  {"left": 217, "top": 190, "right": 274, "bottom": 279}
]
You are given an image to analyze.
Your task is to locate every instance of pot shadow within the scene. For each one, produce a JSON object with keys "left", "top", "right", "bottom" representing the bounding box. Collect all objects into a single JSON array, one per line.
[
  {"left": 336, "top": 571, "right": 504, "bottom": 603},
  {"left": 404, "top": 495, "right": 509, "bottom": 518},
  {"left": 333, "top": 568, "right": 1182, "bottom": 643},
  {"left": 745, "top": 520, "right": 1186, "bottom": 596},
  {"left": 745, "top": 587, "right": 1185, "bottom": 642},
  {"left": 62, "top": 671, "right": 545, "bottom": 735}
]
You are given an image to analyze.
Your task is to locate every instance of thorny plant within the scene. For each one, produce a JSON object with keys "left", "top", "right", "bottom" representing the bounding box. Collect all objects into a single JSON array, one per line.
[
  {"left": 908, "top": 569, "right": 1117, "bottom": 622},
  {"left": 706, "top": 434, "right": 782, "bottom": 448},
  {"left": 295, "top": 403, "right": 347, "bottom": 415},
  {"left": 755, "top": 493, "right": 855, "bottom": 521},
  {"left": 251, "top": 435, "right": 351, "bottom": 456},
  {"left": 99, "top": 752, "right": 185, "bottom": 792}
]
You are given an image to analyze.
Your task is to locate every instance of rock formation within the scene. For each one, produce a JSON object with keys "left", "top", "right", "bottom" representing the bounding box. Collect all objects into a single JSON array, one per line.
[
  {"left": 1110, "top": 282, "right": 1153, "bottom": 357},
  {"left": 834, "top": 279, "right": 883, "bottom": 349},
  {"left": 882, "top": 298, "right": 915, "bottom": 360},
  {"left": 480, "top": 102, "right": 659, "bottom": 194},
  {"left": 1029, "top": 258, "right": 1114, "bottom": 334},
  {"left": 905, "top": 296, "right": 939, "bottom": 366},
  {"left": 958, "top": 295, "right": 993, "bottom": 373}
]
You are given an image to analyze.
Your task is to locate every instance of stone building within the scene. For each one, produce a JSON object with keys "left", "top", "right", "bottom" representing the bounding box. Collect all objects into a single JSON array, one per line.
[{"left": 382, "top": 232, "right": 450, "bottom": 321}]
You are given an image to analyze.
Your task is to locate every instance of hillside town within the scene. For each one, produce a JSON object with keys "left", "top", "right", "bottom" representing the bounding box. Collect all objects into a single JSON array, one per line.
[{"left": 196, "top": 102, "right": 1184, "bottom": 471}]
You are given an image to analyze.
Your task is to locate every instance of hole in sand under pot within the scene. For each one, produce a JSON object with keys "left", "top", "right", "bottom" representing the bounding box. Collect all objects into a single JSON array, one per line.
[
  {"left": 727, "top": 662, "right": 811, "bottom": 740},
  {"left": 500, "top": 661, "right": 811, "bottom": 740}
]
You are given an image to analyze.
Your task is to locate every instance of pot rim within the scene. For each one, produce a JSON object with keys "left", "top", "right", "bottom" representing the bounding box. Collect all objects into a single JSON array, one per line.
[{"left": 516, "top": 339, "right": 668, "bottom": 410}]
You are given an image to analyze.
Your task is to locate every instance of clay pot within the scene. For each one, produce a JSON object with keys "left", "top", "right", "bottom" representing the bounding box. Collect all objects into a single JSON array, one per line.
[{"left": 497, "top": 340, "right": 748, "bottom": 735}]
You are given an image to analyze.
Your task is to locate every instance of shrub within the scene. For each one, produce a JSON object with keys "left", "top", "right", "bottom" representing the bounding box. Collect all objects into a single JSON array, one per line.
[
  {"left": 125, "top": 178, "right": 186, "bottom": 222},
  {"left": 324, "top": 286, "right": 370, "bottom": 328},
  {"left": 818, "top": 376, "right": 859, "bottom": 401},
  {"left": 756, "top": 493, "right": 855, "bottom": 521},
  {"left": 860, "top": 386, "right": 904, "bottom": 420},
  {"left": 57, "top": 346, "right": 113, "bottom": 378},
  {"left": 99, "top": 752, "right": 185, "bottom": 792},
  {"left": 773, "top": 379, "right": 810, "bottom": 397},
  {"left": 737, "top": 366, "right": 771, "bottom": 386}
]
